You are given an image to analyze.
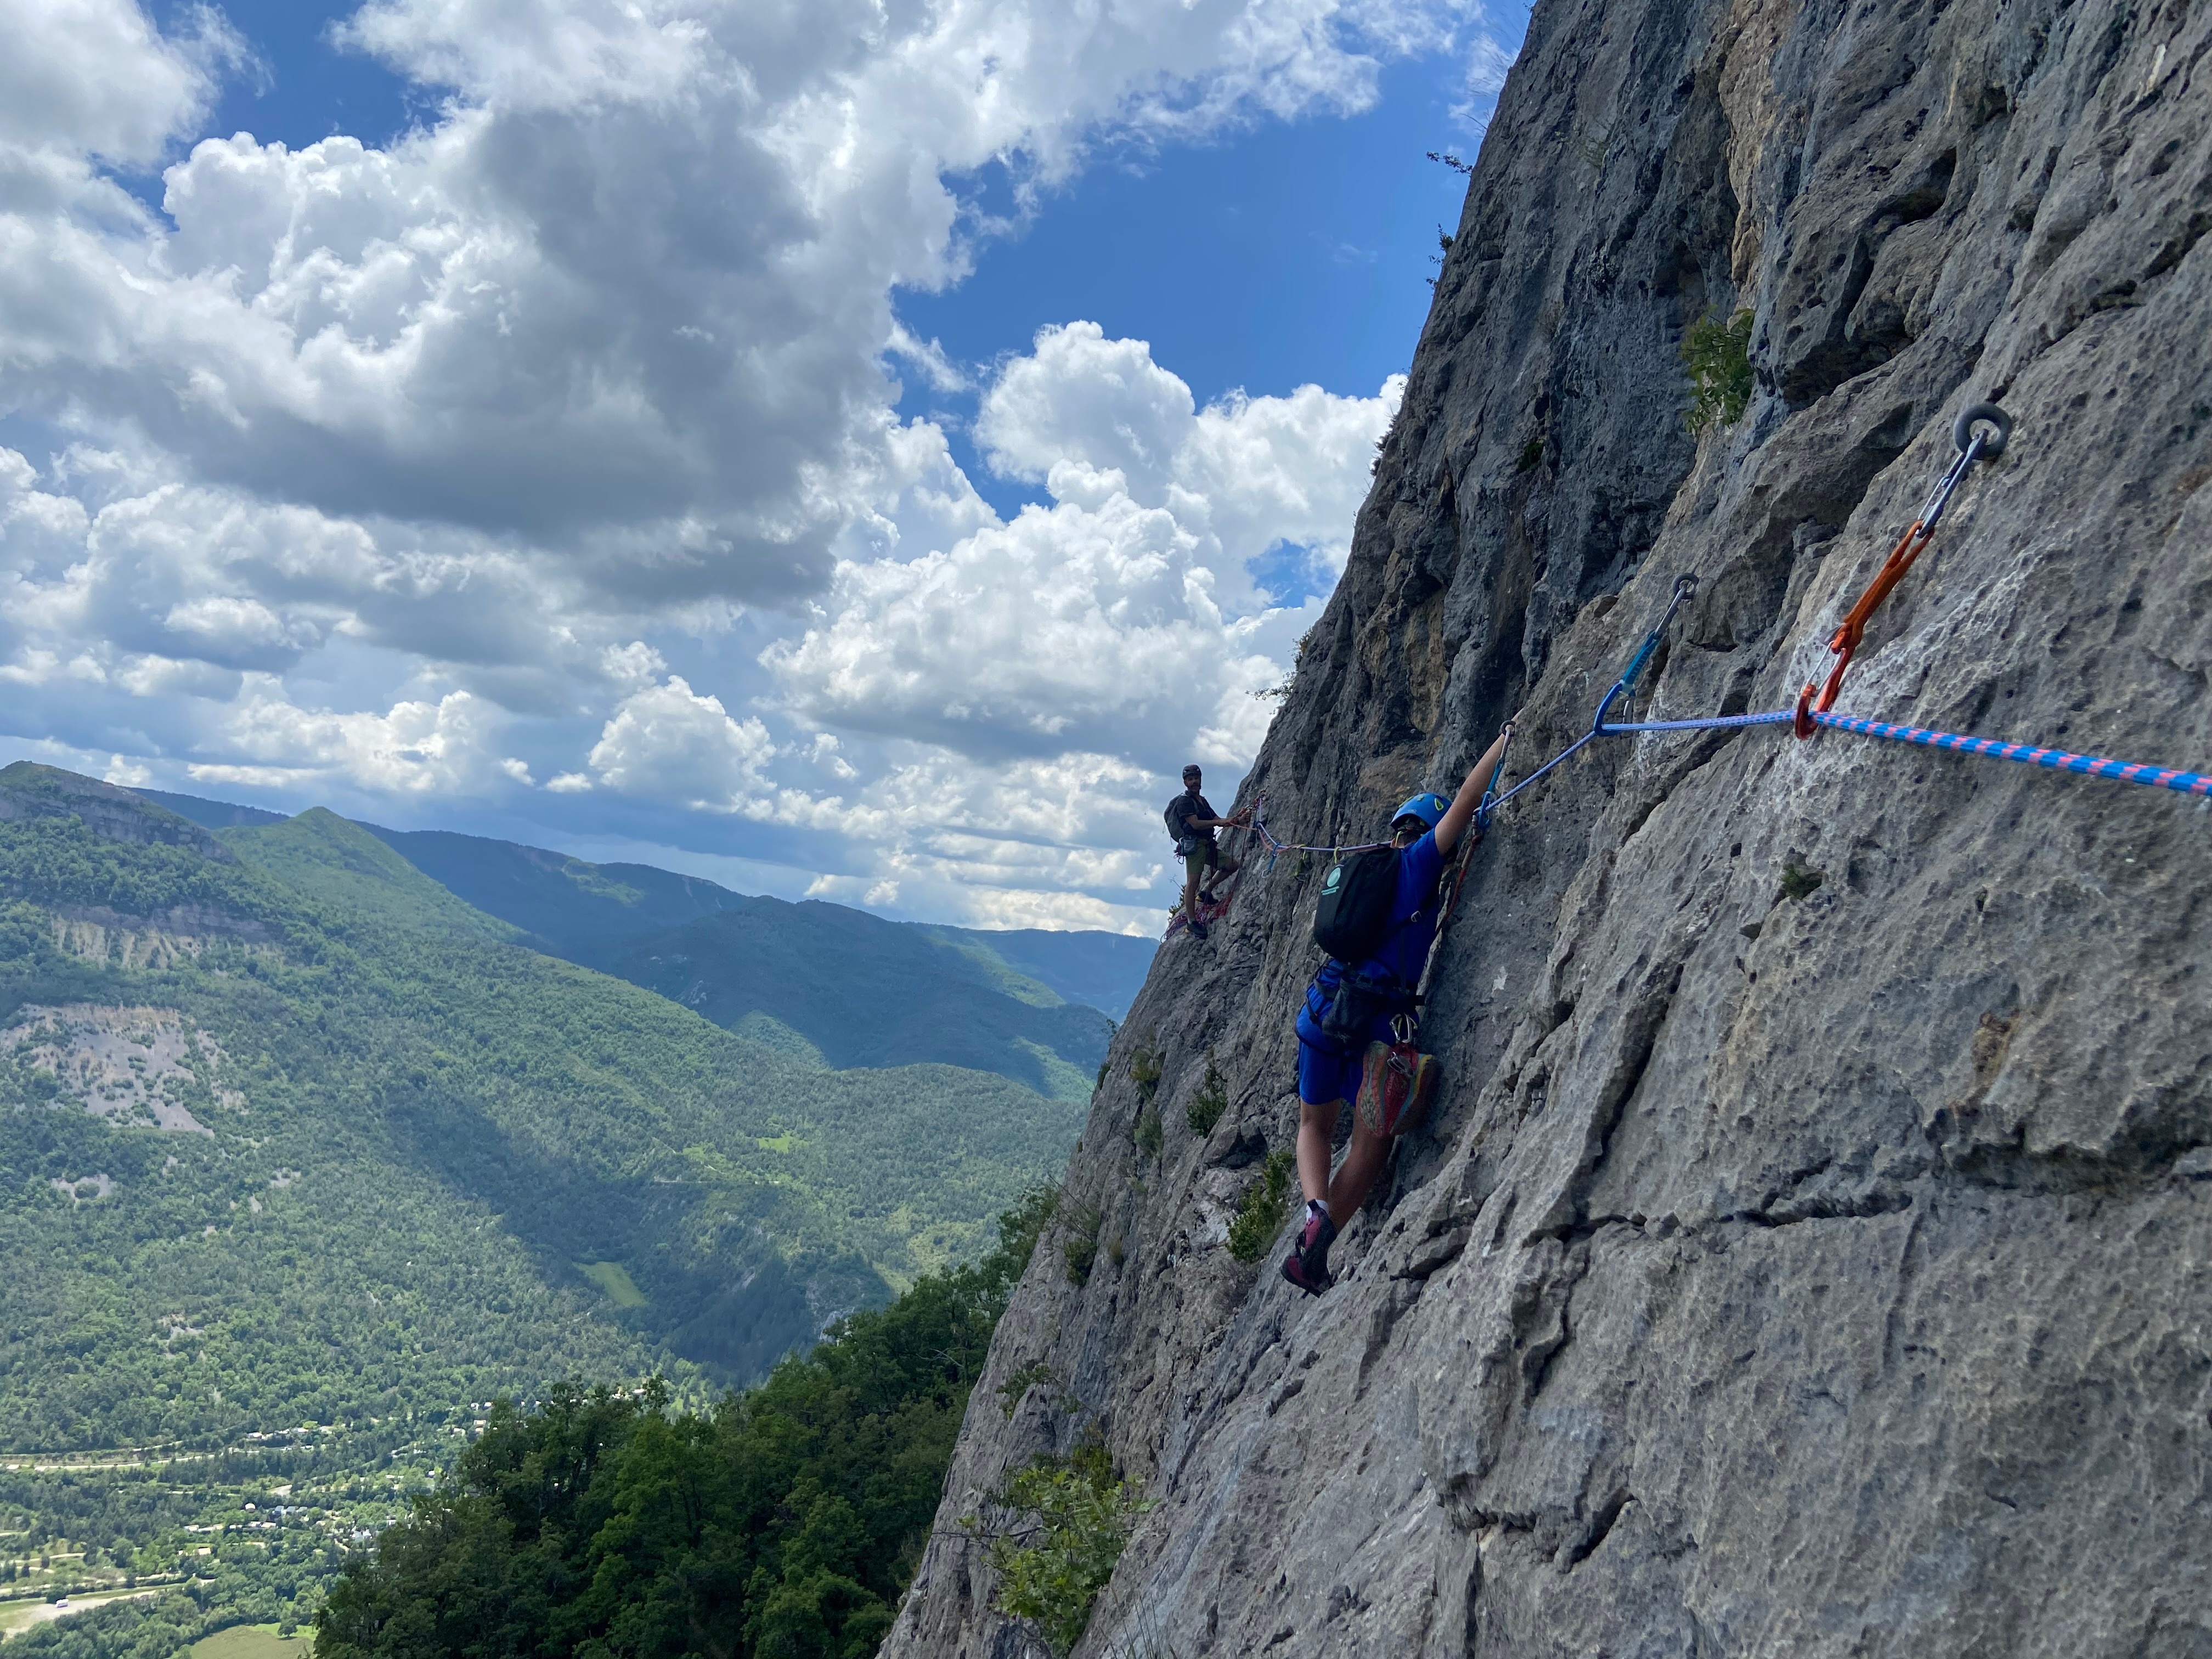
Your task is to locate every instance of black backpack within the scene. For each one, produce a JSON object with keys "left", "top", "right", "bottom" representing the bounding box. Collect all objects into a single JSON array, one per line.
[
  {"left": 1165, "top": 793, "right": 1211, "bottom": 854},
  {"left": 1313, "top": 846, "right": 1401, "bottom": 962}
]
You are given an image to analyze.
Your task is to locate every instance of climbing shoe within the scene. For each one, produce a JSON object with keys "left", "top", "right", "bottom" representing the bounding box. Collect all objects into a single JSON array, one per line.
[
  {"left": 1188, "top": 917, "right": 1209, "bottom": 940},
  {"left": 1282, "top": 1204, "right": 1335, "bottom": 1294},
  {"left": 1280, "top": 1248, "right": 1332, "bottom": 1296}
]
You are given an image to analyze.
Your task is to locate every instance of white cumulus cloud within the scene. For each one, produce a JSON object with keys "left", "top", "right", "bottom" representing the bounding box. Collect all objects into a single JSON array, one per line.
[
  {"left": 767, "top": 325, "right": 1397, "bottom": 763},
  {"left": 584, "top": 676, "right": 777, "bottom": 811}
]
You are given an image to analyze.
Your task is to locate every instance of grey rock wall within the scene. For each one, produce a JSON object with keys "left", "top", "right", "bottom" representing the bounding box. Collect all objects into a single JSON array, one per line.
[{"left": 883, "top": 0, "right": 2212, "bottom": 1651}]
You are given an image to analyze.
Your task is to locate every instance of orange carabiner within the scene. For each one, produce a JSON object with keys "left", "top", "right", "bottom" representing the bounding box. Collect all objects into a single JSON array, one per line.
[
  {"left": 1795, "top": 402, "right": 2008, "bottom": 740},
  {"left": 1796, "top": 517, "right": 1931, "bottom": 736}
]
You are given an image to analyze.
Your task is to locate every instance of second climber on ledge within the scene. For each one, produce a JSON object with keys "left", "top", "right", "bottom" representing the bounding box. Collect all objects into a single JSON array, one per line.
[
  {"left": 1283, "top": 719, "right": 1515, "bottom": 1295},
  {"left": 1165, "top": 763, "right": 1249, "bottom": 940}
]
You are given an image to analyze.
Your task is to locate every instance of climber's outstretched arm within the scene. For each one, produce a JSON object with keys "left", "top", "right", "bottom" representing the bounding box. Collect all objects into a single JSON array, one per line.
[{"left": 1436, "top": 720, "right": 1516, "bottom": 859}]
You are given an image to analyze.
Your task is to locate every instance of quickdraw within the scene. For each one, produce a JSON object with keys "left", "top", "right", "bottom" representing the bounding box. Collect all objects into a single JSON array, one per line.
[
  {"left": 1477, "top": 402, "right": 2207, "bottom": 813},
  {"left": 1793, "top": 402, "right": 2011, "bottom": 737}
]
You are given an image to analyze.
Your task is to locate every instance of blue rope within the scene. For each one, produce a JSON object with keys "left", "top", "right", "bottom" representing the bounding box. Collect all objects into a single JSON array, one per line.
[
  {"left": 1599, "top": 712, "right": 1796, "bottom": 733},
  {"left": 1808, "top": 712, "right": 2212, "bottom": 798},
  {"left": 1246, "top": 534, "right": 2203, "bottom": 904}
]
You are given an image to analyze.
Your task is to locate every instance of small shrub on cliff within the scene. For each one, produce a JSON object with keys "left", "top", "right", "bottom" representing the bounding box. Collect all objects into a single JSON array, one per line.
[
  {"left": 1683, "top": 309, "right": 1755, "bottom": 430},
  {"left": 1128, "top": 1037, "right": 1163, "bottom": 1106},
  {"left": 1133, "top": 1105, "right": 1164, "bottom": 1159},
  {"left": 975, "top": 1444, "right": 1150, "bottom": 1658},
  {"left": 997, "top": 1361, "right": 1071, "bottom": 1420},
  {"left": 1186, "top": 1057, "right": 1228, "bottom": 1138},
  {"left": 1779, "top": 857, "right": 1826, "bottom": 902},
  {"left": 1063, "top": 1200, "right": 1104, "bottom": 1285},
  {"left": 1224, "top": 1149, "right": 1297, "bottom": 1263}
]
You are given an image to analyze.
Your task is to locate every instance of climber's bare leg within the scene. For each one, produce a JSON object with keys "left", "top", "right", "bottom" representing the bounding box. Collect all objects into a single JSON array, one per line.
[
  {"left": 1296, "top": 1098, "right": 1341, "bottom": 1205},
  {"left": 1324, "top": 1115, "right": 1391, "bottom": 1223},
  {"left": 1300, "top": 1098, "right": 1391, "bottom": 1220},
  {"left": 1181, "top": 862, "right": 1204, "bottom": 924}
]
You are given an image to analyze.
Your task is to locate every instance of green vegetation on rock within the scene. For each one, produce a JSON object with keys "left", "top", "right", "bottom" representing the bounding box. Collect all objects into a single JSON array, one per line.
[
  {"left": 1224, "top": 1149, "right": 1297, "bottom": 1264},
  {"left": 1682, "top": 308, "right": 1756, "bottom": 431},
  {"left": 1185, "top": 1057, "right": 1227, "bottom": 1138},
  {"left": 969, "top": 1443, "right": 1148, "bottom": 1659}
]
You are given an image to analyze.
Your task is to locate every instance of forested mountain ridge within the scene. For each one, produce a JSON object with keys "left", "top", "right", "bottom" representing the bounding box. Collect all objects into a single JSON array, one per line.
[
  {"left": 356, "top": 823, "right": 752, "bottom": 951},
  {"left": 0, "top": 762, "right": 1082, "bottom": 1459},
  {"left": 591, "top": 902, "right": 1115, "bottom": 1097},
  {"left": 142, "top": 786, "right": 1156, "bottom": 1085}
]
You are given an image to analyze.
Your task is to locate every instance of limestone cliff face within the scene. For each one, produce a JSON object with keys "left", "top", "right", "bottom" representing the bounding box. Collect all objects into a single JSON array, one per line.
[{"left": 885, "top": 0, "right": 2212, "bottom": 1650}]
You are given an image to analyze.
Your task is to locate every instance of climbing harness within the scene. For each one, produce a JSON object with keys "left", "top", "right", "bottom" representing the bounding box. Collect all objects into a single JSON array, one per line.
[
  {"left": 1167, "top": 399, "right": 2205, "bottom": 943},
  {"left": 1794, "top": 403, "right": 2012, "bottom": 736}
]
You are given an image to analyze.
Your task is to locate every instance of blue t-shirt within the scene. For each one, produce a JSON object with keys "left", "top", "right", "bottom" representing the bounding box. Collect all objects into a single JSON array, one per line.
[{"left": 1295, "top": 830, "right": 1453, "bottom": 1049}]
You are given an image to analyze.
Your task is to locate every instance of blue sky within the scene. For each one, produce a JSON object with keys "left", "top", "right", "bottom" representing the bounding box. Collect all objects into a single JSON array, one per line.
[
  {"left": 0, "top": 0, "right": 1530, "bottom": 930},
  {"left": 898, "top": 52, "right": 1508, "bottom": 541}
]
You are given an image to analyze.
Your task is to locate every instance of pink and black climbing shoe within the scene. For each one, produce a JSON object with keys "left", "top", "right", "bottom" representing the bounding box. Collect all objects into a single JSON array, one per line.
[
  {"left": 1280, "top": 1248, "right": 1331, "bottom": 1295},
  {"left": 1280, "top": 1202, "right": 1336, "bottom": 1295}
]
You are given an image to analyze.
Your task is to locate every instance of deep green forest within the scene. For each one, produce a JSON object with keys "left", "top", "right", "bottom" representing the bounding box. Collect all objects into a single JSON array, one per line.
[{"left": 314, "top": 1189, "right": 1055, "bottom": 1659}]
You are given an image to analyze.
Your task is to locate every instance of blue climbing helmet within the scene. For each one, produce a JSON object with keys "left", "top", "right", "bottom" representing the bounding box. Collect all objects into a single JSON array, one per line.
[{"left": 1390, "top": 792, "right": 1449, "bottom": 831}]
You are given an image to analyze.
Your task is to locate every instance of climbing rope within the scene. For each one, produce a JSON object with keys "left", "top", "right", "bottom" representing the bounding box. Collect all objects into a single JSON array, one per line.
[
  {"left": 1474, "top": 401, "right": 2206, "bottom": 814},
  {"left": 1804, "top": 711, "right": 2212, "bottom": 797},
  {"left": 1249, "top": 795, "right": 1391, "bottom": 866}
]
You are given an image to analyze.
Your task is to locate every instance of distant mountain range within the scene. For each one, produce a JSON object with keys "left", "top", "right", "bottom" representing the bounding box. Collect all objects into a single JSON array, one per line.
[
  {"left": 138, "top": 788, "right": 1156, "bottom": 1095},
  {"left": 0, "top": 761, "right": 1142, "bottom": 1456}
]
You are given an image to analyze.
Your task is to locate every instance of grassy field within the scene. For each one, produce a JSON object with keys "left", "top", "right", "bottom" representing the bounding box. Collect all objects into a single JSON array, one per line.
[
  {"left": 189, "top": 1626, "right": 313, "bottom": 1658},
  {"left": 0, "top": 1587, "right": 160, "bottom": 1641},
  {"left": 577, "top": 1260, "right": 647, "bottom": 1308}
]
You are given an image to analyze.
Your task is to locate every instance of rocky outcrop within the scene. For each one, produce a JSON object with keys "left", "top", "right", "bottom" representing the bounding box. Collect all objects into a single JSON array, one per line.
[{"left": 884, "top": 0, "right": 2212, "bottom": 1652}]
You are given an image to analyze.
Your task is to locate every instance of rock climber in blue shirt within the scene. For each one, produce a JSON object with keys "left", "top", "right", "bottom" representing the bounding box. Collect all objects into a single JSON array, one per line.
[{"left": 1283, "top": 719, "right": 1515, "bottom": 1295}]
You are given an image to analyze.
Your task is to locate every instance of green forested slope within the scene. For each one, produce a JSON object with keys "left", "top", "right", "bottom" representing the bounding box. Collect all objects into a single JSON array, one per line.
[
  {"left": 310, "top": 1193, "right": 1055, "bottom": 1659},
  {"left": 591, "top": 902, "right": 1115, "bottom": 1098},
  {"left": 0, "top": 1193, "right": 1055, "bottom": 1659},
  {"left": 212, "top": 812, "right": 521, "bottom": 941},
  {"left": 0, "top": 766, "right": 1082, "bottom": 1455},
  {"left": 149, "top": 787, "right": 1156, "bottom": 1062}
]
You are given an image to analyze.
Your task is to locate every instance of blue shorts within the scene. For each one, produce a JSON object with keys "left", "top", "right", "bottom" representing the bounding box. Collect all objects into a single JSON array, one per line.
[
  {"left": 1297, "top": 1038, "right": 1365, "bottom": 1108},
  {"left": 1294, "top": 975, "right": 1400, "bottom": 1107}
]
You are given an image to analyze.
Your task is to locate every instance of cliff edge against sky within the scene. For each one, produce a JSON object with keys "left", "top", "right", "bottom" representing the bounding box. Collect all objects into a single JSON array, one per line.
[{"left": 885, "top": 0, "right": 2212, "bottom": 1651}]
